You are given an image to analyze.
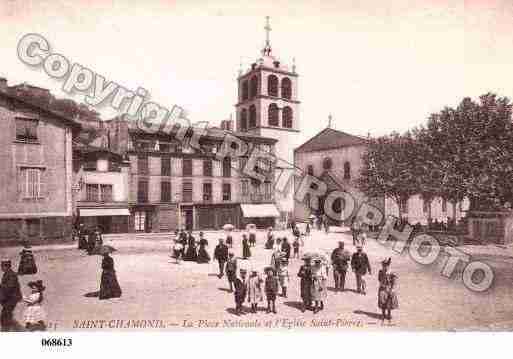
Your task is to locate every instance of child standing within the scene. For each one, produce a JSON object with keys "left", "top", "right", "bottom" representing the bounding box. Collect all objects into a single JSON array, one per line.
[
  {"left": 292, "top": 237, "right": 300, "bottom": 259},
  {"left": 264, "top": 268, "right": 279, "bottom": 314},
  {"left": 23, "top": 280, "right": 47, "bottom": 331},
  {"left": 246, "top": 269, "right": 263, "bottom": 313},
  {"left": 277, "top": 258, "right": 289, "bottom": 298}
]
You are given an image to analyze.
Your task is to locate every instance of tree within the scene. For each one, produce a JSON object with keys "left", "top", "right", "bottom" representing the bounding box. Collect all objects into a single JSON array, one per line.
[
  {"left": 425, "top": 93, "right": 513, "bottom": 210},
  {"left": 358, "top": 132, "right": 419, "bottom": 219}
]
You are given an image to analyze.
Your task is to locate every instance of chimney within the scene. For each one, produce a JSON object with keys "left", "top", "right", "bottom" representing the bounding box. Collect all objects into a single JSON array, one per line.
[{"left": 0, "top": 78, "right": 7, "bottom": 92}]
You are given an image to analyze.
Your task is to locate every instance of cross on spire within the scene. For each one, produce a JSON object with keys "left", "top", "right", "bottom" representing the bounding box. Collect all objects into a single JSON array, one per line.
[
  {"left": 328, "top": 114, "right": 333, "bottom": 128},
  {"left": 263, "top": 16, "right": 272, "bottom": 56}
]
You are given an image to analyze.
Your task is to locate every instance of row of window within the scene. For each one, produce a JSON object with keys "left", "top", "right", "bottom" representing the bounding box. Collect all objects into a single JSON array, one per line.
[
  {"left": 137, "top": 180, "right": 233, "bottom": 203},
  {"left": 138, "top": 155, "right": 274, "bottom": 178},
  {"left": 85, "top": 184, "right": 113, "bottom": 202},
  {"left": 240, "top": 104, "right": 293, "bottom": 131},
  {"left": 138, "top": 156, "right": 233, "bottom": 177},
  {"left": 241, "top": 75, "right": 292, "bottom": 101},
  {"left": 306, "top": 161, "right": 352, "bottom": 180}
]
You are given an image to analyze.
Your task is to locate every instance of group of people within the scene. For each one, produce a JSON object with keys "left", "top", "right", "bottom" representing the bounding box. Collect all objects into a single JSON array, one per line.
[
  {"left": 0, "top": 259, "right": 47, "bottom": 332},
  {"left": 172, "top": 230, "right": 211, "bottom": 264},
  {"left": 76, "top": 224, "right": 104, "bottom": 255},
  {"left": 209, "top": 225, "right": 398, "bottom": 323}
]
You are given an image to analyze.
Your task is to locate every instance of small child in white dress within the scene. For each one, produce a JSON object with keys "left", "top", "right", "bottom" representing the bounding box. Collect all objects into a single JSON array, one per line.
[{"left": 23, "top": 280, "right": 47, "bottom": 331}]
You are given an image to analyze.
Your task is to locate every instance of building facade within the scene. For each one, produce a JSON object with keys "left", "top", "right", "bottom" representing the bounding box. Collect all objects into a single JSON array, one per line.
[
  {"left": 105, "top": 119, "right": 279, "bottom": 232},
  {"left": 73, "top": 143, "right": 131, "bottom": 233},
  {"left": 294, "top": 126, "right": 464, "bottom": 225},
  {"left": 0, "top": 79, "right": 80, "bottom": 243}
]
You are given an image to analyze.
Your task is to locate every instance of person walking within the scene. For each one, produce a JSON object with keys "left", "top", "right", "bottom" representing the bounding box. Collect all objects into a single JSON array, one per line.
[
  {"left": 18, "top": 245, "right": 37, "bottom": 275},
  {"left": 23, "top": 280, "right": 47, "bottom": 331},
  {"left": 246, "top": 269, "right": 263, "bottom": 313},
  {"left": 378, "top": 258, "right": 398, "bottom": 324},
  {"left": 184, "top": 231, "right": 198, "bottom": 262},
  {"left": 226, "top": 233, "right": 233, "bottom": 249},
  {"left": 351, "top": 217, "right": 362, "bottom": 246},
  {"left": 331, "top": 241, "right": 350, "bottom": 292},
  {"left": 87, "top": 228, "right": 96, "bottom": 255},
  {"left": 225, "top": 253, "right": 237, "bottom": 292},
  {"left": 248, "top": 227, "right": 257, "bottom": 247},
  {"left": 242, "top": 234, "right": 251, "bottom": 259},
  {"left": 277, "top": 258, "right": 289, "bottom": 298},
  {"left": 197, "top": 232, "right": 210, "bottom": 264},
  {"left": 0, "top": 260, "right": 22, "bottom": 331},
  {"left": 297, "top": 257, "right": 313, "bottom": 312},
  {"left": 99, "top": 253, "right": 122, "bottom": 300},
  {"left": 265, "top": 227, "right": 274, "bottom": 249},
  {"left": 78, "top": 223, "right": 87, "bottom": 250},
  {"left": 306, "top": 222, "right": 311, "bottom": 237},
  {"left": 351, "top": 245, "right": 372, "bottom": 295},
  {"left": 214, "top": 239, "right": 229, "bottom": 278},
  {"left": 311, "top": 259, "right": 327, "bottom": 313},
  {"left": 292, "top": 237, "right": 300, "bottom": 259},
  {"left": 233, "top": 269, "right": 248, "bottom": 315},
  {"left": 281, "top": 237, "right": 291, "bottom": 260},
  {"left": 264, "top": 268, "right": 279, "bottom": 314}
]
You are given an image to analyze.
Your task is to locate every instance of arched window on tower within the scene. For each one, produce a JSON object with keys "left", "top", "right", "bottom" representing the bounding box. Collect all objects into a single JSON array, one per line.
[
  {"left": 343, "top": 161, "right": 351, "bottom": 179},
  {"left": 249, "top": 105, "right": 257, "bottom": 128},
  {"left": 250, "top": 76, "right": 258, "bottom": 98},
  {"left": 282, "top": 106, "right": 293, "bottom": 128},
  {"left": 267, "top": 75, "right": 278, "bottom": 97},
  {"left": 281, "top": 77, "right": 292, "bottom": 100},
  {"left": 242, "top": 81, "right": 249, "bottom": 101},
  {"left": 240, "top": 109, "right": 248, "bottom": 132},
  {"left": 268, "top": 103, "right": 279, "bottom": 126}
]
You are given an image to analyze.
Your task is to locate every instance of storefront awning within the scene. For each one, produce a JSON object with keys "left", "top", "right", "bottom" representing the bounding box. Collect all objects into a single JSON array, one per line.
[
  {"left": 79, "top": 208, "right": 130, "bottom": 217},
  {"left": 240, "top": 204, "right": 280, "bottom": 218}
]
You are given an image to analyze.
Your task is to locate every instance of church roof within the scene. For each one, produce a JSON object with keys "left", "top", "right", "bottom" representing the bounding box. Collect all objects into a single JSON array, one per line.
[{"left": 294, "top": 127, "right": 367, "bottom": 153}]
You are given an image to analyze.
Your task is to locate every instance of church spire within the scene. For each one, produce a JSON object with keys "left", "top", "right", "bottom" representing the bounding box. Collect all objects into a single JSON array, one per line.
[
  {"left": 328, "top": 114, "right": 333, "bottom": 129},
  {"left": 262, "top": 16, "right": 272, "bottom": 56}
]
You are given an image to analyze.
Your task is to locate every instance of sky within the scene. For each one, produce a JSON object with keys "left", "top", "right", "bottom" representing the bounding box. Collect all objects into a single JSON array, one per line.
[{"left": 1, "top": 0, "right": 513, "bottom": 143}]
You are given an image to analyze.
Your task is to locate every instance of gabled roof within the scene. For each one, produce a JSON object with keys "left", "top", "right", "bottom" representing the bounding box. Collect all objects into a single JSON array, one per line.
[{"left": 295, "top": 127, "right": 367, "bottom": 153}]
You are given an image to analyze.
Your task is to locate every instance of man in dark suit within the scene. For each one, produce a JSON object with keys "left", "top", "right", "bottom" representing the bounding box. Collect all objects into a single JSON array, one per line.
[
  {"left": 233, "top": 269, "right": 247, "bottom": 315},
  {"left": 351, "top": 246, "right": 372, "bottom": 295},
  {"left": 0, "top": 260, "right": 22, "bottom": 331},
  {"left": 331, "top": 241, "right": 350, "bottom": 292},
  {"left": 213, "top": 239, "right": 229, "bottom": 278}
]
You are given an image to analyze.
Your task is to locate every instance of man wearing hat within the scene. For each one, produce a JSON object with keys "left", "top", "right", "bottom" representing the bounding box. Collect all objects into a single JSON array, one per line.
[
  {"left": 350, "top": 245, "right": 372, "bottom": 295},
  {"left": 0, "top": 260, "right": 22, "bottom": 331},
  {"left": 225, "top": 252, "right": 238, "bottom": 292},
  {"left": 233, "top": 269, "right": 248, "bottom": 315},
  {"left": 297, "top": 257, "right": 313, "bottom": 312},
  {"left": 331, "top": 241, "right": 351, "bottom": 292},
  {"left": 214, "top": 238, "right": 229, "bottom": 279}
]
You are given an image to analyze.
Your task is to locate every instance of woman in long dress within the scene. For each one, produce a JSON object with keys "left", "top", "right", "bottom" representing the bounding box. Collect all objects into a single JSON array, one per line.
[
  {"left": 310, "top": 259, "right": 327, "bottom": 313},
  {"left": 378, "top": 258, "right": 398, "bottom": 324},
  {"left": 18, "top": 246, "right": 37, "bottom": 275},
  {"left": 184, "top": 233, "right": 198, "bottom": 262},
  {"left": 196, "top": 232, "right": 210, "bottom": 263},
  {"left": 23, "top": 280, "right": 46, "bottom": 331},
  {"left": 242, "top": 234, "right": 251, "bottom": 259},
  {"left": 99, "top": 253, "right": 122, "bottom": 300}
]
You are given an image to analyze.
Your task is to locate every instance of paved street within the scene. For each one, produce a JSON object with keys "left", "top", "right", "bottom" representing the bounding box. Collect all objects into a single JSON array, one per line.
[{"left": 3, "top": 229, "right": 513, "bottom": 331}]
